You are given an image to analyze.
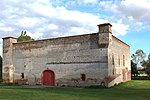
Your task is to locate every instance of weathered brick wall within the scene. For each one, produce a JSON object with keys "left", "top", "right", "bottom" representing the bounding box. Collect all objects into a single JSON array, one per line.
[
  {"left": 12, "top": 33, "right": 108, "bottom": 86},
  {"left": 107, "top": 35, "right": 130, "bottom": 87},
  {"left": 2, "top": 23, "right": 130, "bottom": 87},
  {"left": 2, "top": 37, "right": 17, "bottom": 82}
]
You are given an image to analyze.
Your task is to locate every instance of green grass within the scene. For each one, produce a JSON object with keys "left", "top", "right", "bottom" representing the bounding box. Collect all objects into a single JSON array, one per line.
[
  {"left": 0, "top": 80, "right": 150, "bottom": 100},
  {"left": 0, "top": 82, "right": 18, "bottom": 86}
]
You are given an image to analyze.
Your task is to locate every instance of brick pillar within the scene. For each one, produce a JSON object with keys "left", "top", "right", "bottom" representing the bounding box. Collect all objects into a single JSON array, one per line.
[{"left": 2, "top": 37, "right": 17, "bottom": 83}]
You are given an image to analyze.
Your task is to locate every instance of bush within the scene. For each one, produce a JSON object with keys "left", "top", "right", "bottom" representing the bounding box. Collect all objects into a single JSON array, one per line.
[
  {"left": 132, "top": 76, "right": 150, "bottom": 80},
  {"left": 0, "top": 79, "right": 2, "bottom": 83},
  {"left": 0, "top": 82, "right": 18, "bottom": 86}
]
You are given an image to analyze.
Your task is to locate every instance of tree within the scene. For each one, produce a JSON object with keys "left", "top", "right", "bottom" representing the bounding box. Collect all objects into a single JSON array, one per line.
[
  {"left": 148, "top": 53, "right": 150, "bottom": 62},
  {"left": 143, "top": 53, "right": 150, "bottom": 77},
  {"left": 131, "top": 49, "right": 146, "bottom": 66},
  {"left": 17, "top": 31, "right": 34, "bottom": 42},
  {"left": 0, "top": 56, "right": 2, "bottom": 80},
  {"left": 131, "top": 60, "right": 138, "bottom": 77},
  {"left": 131, "top": 49, "right": 146, "bottom": 77}
]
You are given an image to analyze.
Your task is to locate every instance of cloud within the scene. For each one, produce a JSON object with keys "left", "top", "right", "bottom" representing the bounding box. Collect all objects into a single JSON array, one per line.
[
  {"left": 64, "top": 0, "right": 98, "bottom": 6},
  {"left": 112, "top": 23, "right": 129, "bottom": 36},
  {"left": 0, "top": 27, "right": 14, "bottom": 32},
  {"left": 18, "top": 17, "right": 39, "bottom": 28},
  {"left": 119, "top": 0, "right": 150, "bottom": 21},
  {"left": 0, "top": 0, "right": 128, "bottom": 38},
  {"left": 80, "top": 0, "right": 98, "bottom": 4},
  {"left": 47, "top": 24, "right": 58, "bottom": 30},
  {"left": 98, "top": 0, "right": 150, "bottom": 32},
  {"left": 99, "top": 0, "right": 150, "bottom": 22},
  {"left": 0, "top": 0, "right": 130, "bottom": 56},
  {"left": 27, "top": 32, "right": 43, "bottom": 39}
]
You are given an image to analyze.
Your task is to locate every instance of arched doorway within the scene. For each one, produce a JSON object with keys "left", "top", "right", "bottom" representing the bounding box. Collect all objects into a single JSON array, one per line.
[{"left": 42, "top": 70, "right": 55, "bottom": 86}]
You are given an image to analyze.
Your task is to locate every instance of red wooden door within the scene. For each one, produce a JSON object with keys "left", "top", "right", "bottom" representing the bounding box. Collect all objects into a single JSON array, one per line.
[{"left": 42, "top": 70, "right": 55, "bottom": 86}]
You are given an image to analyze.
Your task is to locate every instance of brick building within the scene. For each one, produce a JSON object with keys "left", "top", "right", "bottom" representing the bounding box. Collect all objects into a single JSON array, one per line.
[{"left": 2, "top": 23, "right": 131, "bottom": 87}]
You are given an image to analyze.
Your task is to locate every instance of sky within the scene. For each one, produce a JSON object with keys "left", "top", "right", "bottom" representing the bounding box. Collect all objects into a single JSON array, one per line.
[{"left": 0, "top": 0, "right": 150, "bottom": 57}]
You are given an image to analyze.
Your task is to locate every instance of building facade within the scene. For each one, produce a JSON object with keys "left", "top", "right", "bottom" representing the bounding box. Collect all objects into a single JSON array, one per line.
[{"left": 2, "top": 23, "right": 131, "bottom": 87}]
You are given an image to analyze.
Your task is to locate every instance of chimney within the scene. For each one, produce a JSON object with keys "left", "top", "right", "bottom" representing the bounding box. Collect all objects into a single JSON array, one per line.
[{"left": 97, "top": 23, "right": 112, "bottom": 33}]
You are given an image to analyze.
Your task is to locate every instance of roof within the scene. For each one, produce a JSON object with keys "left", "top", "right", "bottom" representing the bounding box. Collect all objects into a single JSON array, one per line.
[
  {"left": 3, "top": 33, "right": 129, "bottom": 48},
  {"left": 97, "top": 23, "right": 112, "bottom": 27},
  {"left": 137, "top": 66, "right": 145, "bottom": 71},
  {"left": 13, "top": 33, "right": 98, "bottom": 44},
  {"left": 2, "top": 37, "right": 17, "bottom": 39},
  {"left": 112, "top": 35, "right": 130, "bottom": 47}
]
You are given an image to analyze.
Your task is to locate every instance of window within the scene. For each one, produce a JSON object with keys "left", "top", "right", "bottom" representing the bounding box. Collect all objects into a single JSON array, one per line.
[
  {"left": 21, "top": 73, "right": 24, "bottom": 79},
  {"left": 112, "top": 54, "right": 114, "bottom": 65},
  {"left": 123, "top": 55, "right": 125, "bottom": 66},
  {"left": 81, "top": 74, "right": 86, "bottom": 81},
  {"left": 118, "top": 57, "right": 120, "bottom": 66}
]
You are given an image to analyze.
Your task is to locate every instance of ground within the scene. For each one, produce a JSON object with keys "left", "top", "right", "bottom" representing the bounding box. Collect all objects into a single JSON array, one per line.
[{"left": 0, "top": 80, "right": 150, "bottom": 100}]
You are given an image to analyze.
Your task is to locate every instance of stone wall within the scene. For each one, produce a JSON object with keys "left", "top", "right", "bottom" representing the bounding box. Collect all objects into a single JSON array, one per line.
[
  {"left": 12, "top": 33, "right": 108, "bottom": 86},
  {"left": 107, "top": 35, "right": 130, "bottom": 87}
]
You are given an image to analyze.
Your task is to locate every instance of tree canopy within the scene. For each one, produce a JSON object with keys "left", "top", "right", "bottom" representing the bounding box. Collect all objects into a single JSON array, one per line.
[
  {"left": 17, "top": 31, "right": 34, "bottom": 42},
  {"left": 131, "top": 60, "right": 138, "bottom": 77},
  {"left": 143, "top": 53, "right": 150, "bottom": 77},
  {"left": 131, "top": 49, "right": 146, "bottom": 77},
  {"left": 131, "top": 49, "right": 146, "bottom": 65},
  {"left": 131, "top": 49, "right": 150, "bottom": 78}
]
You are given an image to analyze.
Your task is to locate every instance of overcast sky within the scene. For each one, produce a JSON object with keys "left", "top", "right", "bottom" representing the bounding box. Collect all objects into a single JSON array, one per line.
[{"left": 0, "top": 0, "right": 150, "bottom": 56}]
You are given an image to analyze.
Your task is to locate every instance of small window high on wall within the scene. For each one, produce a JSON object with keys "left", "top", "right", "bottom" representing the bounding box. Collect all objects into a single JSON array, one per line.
[
  {"left": 21, "top": 73, "right": 24, "bottom": 79},
  {"left": 81, "top": 74, "right": 86, "bottom": 81}
]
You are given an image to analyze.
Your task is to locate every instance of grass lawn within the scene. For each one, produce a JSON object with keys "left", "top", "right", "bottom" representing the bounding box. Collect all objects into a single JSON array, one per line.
[{"left": 0, "top": 80, "right": 150, "bottom": 100}]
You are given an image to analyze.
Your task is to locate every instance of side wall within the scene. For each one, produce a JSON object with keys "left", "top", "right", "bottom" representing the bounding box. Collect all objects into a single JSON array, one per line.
[
  {"left": 108, "top": 35, "right": 131, "bottom": 87},
  {"left": 12, "top": 34, "right": 108, "bottom": 86}
]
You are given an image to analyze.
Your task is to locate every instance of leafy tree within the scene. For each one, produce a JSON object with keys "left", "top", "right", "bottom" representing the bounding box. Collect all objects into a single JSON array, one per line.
[
  {"left": 131, "top": 49, "right": 146, "bottom": 66},
  {"left": 0, "top": 56, "right": 2, "bottom": 80},
  {"left": 148, "top": 53, "right": 150, "bottom": 61},
  {"left": 131, "top": 60, "right": 138, "bottom": 77},
  {"left": 143, "top": 53, "right": 150, "bottom": 77},
  {"left": 131, "top": 49, "right": 146, "bottom": 77},
  {"left": 17, "top": 31, "right": 34, "bottom": 42},
  {"left": 145, "top": 64, "right": 150, "bottom": 77}
]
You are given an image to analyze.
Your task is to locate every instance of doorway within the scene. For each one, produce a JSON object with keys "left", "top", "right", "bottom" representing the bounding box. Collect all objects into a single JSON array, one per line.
[{"left": 42, "top": 70, "right": 55, "bottom": 86}]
